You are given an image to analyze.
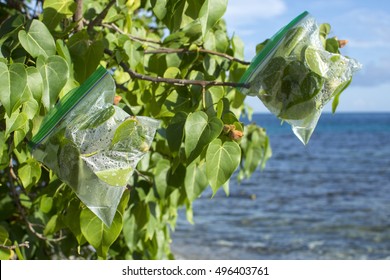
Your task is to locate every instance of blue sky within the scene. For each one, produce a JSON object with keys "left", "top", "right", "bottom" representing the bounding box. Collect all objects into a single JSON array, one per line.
[{"left": 224, "top": 0, "right": 390, "bottom": 112}]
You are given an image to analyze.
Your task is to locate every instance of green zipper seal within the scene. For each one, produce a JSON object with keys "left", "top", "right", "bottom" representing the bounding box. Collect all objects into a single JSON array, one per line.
[
  {"left": 29, "top": 66, "right": 109, "bottom": 150},
  {"left": 238, "top": 11, "right": 309, "bottom": 88}
]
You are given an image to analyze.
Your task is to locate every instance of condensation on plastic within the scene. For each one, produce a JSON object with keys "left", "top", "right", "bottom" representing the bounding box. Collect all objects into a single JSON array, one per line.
[
  {"left": 239, "top": 12, "right": 362, "bottom": 144},
  {"left": 32, "top": 72, "right": 159, "bottom": 226}
]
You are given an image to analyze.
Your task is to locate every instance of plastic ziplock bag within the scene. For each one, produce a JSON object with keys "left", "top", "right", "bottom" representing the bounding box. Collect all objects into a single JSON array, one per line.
[
  {"left": 239, "top": 11, "right": 362, "bottom": 144},
  {"left": 30, "top": 66, "right": 159, "bottom": 226}
]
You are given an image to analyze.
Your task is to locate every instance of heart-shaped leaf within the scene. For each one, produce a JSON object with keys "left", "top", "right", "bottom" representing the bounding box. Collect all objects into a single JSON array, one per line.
[
  {"left": 80, "top": 191, "right": 129, "bottom": 258},
  {"left": 37, "top": 55, "right": 69, "bottom": 110},
  {"left": 0, "top": 63, "right": 28, "bottom": 117},
  {"left": 206, "top": 139, "right": 241, "bottom": 194},
  {"left": 184, "top": 111, "right": 223, "bottom": 163},
  {"left": 18, "top": 19, "right": 56, "bottom": 58}
]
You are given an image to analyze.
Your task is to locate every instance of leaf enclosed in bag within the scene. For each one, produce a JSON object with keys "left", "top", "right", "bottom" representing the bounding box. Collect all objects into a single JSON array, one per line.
[
  {"left": 79, "top": 106, "right": 116, "bottom": 130},
  {"left": 95, "top": 167, "right": 133, "bottom": 187},
  {"left": 18, "top": 19, "right": 56, "bottom": 58},
  {"left": 206, "top": 139, "right": 241, "bottom": 194},
  {"left": 111, "top": 118, "right": 139, "bottom": 146}
]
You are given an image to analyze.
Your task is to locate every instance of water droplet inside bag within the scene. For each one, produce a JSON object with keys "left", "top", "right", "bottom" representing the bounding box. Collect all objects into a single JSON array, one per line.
[{"left": 292, "top": 126, "right": 314, "bottom": 145}]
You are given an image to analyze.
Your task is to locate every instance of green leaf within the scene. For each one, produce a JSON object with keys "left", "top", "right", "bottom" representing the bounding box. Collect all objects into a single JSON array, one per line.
[
  {"left": 44, "top": 214, "right": 60, "bottom": 235},
  {"left": 325, "top": 37, "right": 340, "bottom": 54},
  {"left": 150, "top": 0, "right": 168, "bottom": 20},
  {"left": 204, "top": 29, "right": 229, "bottom": 53},
  {"left": 184, "top": 162, "right": 208, "bottom": 201},
  {"left": 184, "top": 111, "right": 223, "bottom": 163},
  {"left": 163, "top": 67, "right": 181, "bottom": 79},
  {"left": 5, "top": 111, "right": 28, "bottom": 137},
  {"left": 40, "top": 195, "right": 53, "bottom": 213},
  {"left": 79, "top": 106, "right": 115, "bottom": 130},
  {"left": 123, "top": 40, "right": 142, "bottom": 70},
  {"left": 332, "top": 78, "right": 352, "bottom": 113},
  {"left": 110, "top": 118, "right": 148, "bottom": 152},
  {"left": 63, "top": 198, "right": 85, "bottom": 244},
  {"left": 206, "top": 139, "right": 241, "bottom": 194},
  {"left": 42, "top": 0, "right": 76, "bottom": 30},
  {"left": 199, "top": 0, "right": 228, "bottom": 36},
  {"left": 67, "top": 31, "right": 103, "bottom": 83},
  {"left": 80, "top": 207, "right": 123, "bottom": 259},
  {"left": 95, "top": 167, "right": 133, "bottom": 187},
  {"left": 0, "top": 226, "right": 11, "bottom": 260},
  {"left": 18, "top": 19, "right": 56, "bottom": 58},
  {"left": 231, "top": 34, "right": 245, "bottom": 60},
  {"left": 0, "top": 14, "right": 25, "bottom": 45},
  {"left": 154, "top": 159, "right": 171, "bottom": 199},
  {"left": 166, "top": 111, "right": 187, "bottom": 154},
  {"left": 0, "top": 225, "right": 10, "bottom": 244},
  {"left": 0, "top": 63, "right": 28, "bottom": 117},
  {"left": 18, "top": 158, "right": 42, "bottom": 190},
  {"left": 163, "top": 20, "right": 203, "bottom": 44},
  {"left": 26, "top": 67, "right": 43, "bottom": 103},
  {"left": 37, "top": 55, "right": 69, "bottom": 110},
  {"left": 22, "top": 99, "right": 39, "bottom": 120}
]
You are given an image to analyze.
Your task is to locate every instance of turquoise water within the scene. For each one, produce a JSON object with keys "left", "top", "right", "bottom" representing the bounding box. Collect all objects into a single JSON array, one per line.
[{"left": 171, "top": 113, "right": 390, "bottom": 259}]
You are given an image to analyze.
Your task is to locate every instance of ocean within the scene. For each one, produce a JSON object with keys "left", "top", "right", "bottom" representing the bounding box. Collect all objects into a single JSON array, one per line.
[{"left": 171, "top": 113, "right": 390, "bottom": 259}]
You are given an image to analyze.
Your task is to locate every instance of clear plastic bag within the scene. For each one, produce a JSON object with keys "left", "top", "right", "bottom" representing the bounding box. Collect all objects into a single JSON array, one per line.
[
  {"left": 30, "top": 66, "right": 159, "bottom": 226},
  {"left": 239, "top": 11, "right": 362, "bottom": 144}
]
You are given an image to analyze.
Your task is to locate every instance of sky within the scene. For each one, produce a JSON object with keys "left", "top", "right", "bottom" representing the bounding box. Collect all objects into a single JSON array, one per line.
[{"left": 224, "top": 0, "right": 390, "bottom": 112}]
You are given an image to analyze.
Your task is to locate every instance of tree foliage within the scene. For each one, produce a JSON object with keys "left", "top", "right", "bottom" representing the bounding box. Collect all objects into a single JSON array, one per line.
[{"left": 0, "top": 0, "right": 272, "bottom": 259}]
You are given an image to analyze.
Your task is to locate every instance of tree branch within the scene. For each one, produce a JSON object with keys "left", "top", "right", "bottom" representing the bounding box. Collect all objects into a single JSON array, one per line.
[
  {"left": 73, "top": 0, "right": 84, "bottom": 31},
  {"left": 104, "top": 49, "right": 250, "bottom": 89},
  {"left": 88, "top": 0, "right": 116, "bottom": 32}
]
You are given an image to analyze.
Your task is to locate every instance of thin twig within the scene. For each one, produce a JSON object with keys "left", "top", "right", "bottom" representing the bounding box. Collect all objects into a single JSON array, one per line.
[
  {"left": 104, "top": 49, "right": 249, "bottom": 89},
  {"left": 102, "top": 23, "right": 162, "bottom": 45},
  {"left": 103, "top": 23, "right": 250, "bottom": 65},
  {"left": 145, "top": 48, "right": 250, "bottom": 65},
  {"left": 0, "top": 241, "right": 30, "bottom": 250},
  {"left": 88, "top": 0, "right": 116, "bottom": 32}
]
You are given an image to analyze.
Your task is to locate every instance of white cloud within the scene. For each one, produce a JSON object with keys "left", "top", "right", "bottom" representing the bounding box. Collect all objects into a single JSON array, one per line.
[
  {"left": 330, "top": 8, "right": 390, "bottom": 49},
  {"left": 225, "top": 0, "right": 287, "bottom": 22}
]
